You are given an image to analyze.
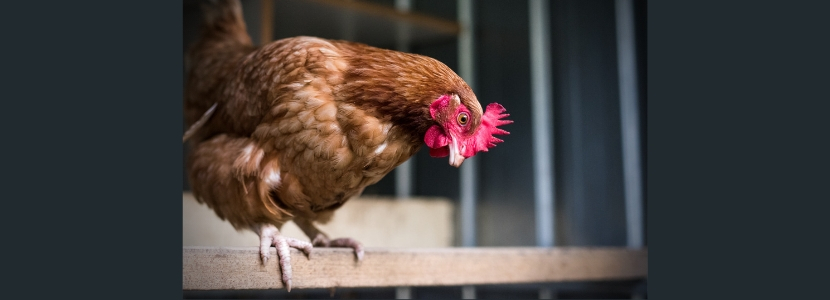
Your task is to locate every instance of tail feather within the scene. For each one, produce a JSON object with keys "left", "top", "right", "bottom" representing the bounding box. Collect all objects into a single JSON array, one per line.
[{"left": 184, "top": 0, "right": 255, "bottom": 132}]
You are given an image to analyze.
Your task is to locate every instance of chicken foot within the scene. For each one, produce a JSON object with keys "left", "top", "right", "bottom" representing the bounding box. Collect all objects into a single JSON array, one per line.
[
  {"left": 254, "top": 223, "right": 313, "bottom": 292},
  {"left": 294, "top": 217, "right": 365, "bottom": 261},
  {"left": 311, "top": 234, "right": 365, "bottom": 261}
]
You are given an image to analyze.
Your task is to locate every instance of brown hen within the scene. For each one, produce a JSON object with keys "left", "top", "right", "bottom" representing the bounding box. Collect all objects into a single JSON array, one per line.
[{"left": 184, "top": 0, "right": 511, "bottom": 291}]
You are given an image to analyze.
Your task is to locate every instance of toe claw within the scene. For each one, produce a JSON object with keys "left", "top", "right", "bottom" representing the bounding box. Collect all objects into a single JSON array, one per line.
[
  {"left": 260, "top": 247, "right": 271, "bottom": 265},
  {"left": 257, "top": 224, "right": 311, "bottom": 292},
  {"left": 327, "top": 237, "right": 364, "bottom": 261}
]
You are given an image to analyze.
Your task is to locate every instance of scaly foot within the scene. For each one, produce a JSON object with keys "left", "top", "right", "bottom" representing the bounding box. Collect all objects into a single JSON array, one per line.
[{"left": 255, "top": 224, "right": 313, "bottom": 292}]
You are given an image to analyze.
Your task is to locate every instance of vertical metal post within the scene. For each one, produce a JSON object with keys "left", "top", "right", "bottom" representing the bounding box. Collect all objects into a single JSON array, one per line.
[
  {"left": 458, "top": 0, "right": 476, "bottom": 249},
  {"left": 341, "top": 2, "right": 356, "bottom": 41},
  {"left": 393, "top": 3, "right": 413, "bottom": 298},
  {"left": 530, "top": 1, "right": 555, "bottom": 298},
  {"left": 529, "top": 0, "right": 555, "bottom": 248},
  {"left": 457, "top": 0, "right": 477, "bottom": 248},
  {"left": 393, "top": 4, "right": 413, "bottom": 299},
  {"left": 565, "top": 0, "right": 585, "bottom": 247},
  {"left": 459, "top": 0, "right": 477, "bottom": 298},
  {"left": 395, "top": 0, "right": 413, "bottom": 53},
  {"left": 615, "top": 0, "right": 643, "bottom": 249},
  {"left": 394, "top": 0, "right": 415, "bottom": 202}
]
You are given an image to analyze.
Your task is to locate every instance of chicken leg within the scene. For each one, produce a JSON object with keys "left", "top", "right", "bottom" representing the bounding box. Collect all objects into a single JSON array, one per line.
[{"left": 254, "top": 224, "right": 313, "bottom": 292}]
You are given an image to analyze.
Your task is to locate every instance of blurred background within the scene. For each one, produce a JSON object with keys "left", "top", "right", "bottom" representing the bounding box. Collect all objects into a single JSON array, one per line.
[{"left": 183, "top": 0, "right": 646, "bottom": 298}]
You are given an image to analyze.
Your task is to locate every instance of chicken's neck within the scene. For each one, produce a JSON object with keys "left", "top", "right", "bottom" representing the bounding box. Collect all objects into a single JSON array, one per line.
[{"left": 339, "top": 82, "right": 435, "bottom": 145}]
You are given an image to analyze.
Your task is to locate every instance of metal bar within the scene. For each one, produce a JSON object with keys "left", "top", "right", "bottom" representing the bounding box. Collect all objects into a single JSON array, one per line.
[
  {"left": 459, "top": 0, "right": 477, "bottom": 297},
  {"left": 395, "top": 2, "right": 415, "bottom": 299},
  {"left": 565, "top": 0, "right": 585, "bottom": 245},
  {"left": 340, "top": 1, "right": 357, "bottom": 41},
  {"left": 395, "top": 0, "right": 413, "bottom": 52},
  {"left": 530, "top": 1, "right": 556, "bottom": 298},
  {"left": 462, "top": 285, "right": 476, "bottom": 299},
  {"left": 395, "top": 160, "right": 414, "bottom": 199},
  {"left": 615, "top": 0, "right": 644, "bottom": 248},
  {"left": 394, "top": 0, "right": 415, "bottom": 202},
  {"left": 396, "top": 286, "right": 412, "bottom": 299},
  {"left": 529, "top": 0, "right": 555, "bottom": 248},
  {"left": 458, "top": 0, "right": 477, "bottom": 249}
]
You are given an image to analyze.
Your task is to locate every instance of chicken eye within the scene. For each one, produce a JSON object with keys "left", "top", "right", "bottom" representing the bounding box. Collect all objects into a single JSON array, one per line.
[{"left": 457, "top": 112, "right": 469, "bottom": 126}]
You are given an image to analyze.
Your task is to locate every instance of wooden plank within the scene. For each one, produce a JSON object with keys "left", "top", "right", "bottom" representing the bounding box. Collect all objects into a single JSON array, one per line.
[{"left": 183, "top": 246, "right": 647, "bottom": 290}]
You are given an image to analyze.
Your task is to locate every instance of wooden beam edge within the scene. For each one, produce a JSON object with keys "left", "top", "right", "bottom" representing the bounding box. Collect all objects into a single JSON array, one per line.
[
  {"left": 306, "top": 0, "right": 461, "bottom": 35},
  {"left": 184, "top": 246, "right": 647, "bottom": 290}
]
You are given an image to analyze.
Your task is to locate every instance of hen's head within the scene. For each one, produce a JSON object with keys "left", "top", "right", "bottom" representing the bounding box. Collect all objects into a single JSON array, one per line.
[{"left": 424, "top": 94, "right": 512, "bottom": 167}]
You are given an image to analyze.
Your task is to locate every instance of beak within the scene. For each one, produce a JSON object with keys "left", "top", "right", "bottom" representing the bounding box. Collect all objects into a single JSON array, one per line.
[{"left": 448, "top": 136, "right": 465, "bottom": 168}]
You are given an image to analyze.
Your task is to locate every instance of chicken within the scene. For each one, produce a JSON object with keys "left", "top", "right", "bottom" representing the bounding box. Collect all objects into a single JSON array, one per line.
[{"left": 184, "top": 0, "right": 511, "bottom": 291}]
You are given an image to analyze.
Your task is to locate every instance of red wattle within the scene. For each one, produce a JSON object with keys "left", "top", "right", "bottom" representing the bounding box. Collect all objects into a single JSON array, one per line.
[
  {"left": 424, "top": 125, "right": 449, "bottom": 149},
  {"left": 429, "top": 146, "right": 450, "bottom": 158}
]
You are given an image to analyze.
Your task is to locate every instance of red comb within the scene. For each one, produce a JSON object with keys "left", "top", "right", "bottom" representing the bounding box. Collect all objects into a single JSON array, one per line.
[{"left": 468, "top": 102, "right": 512, "bottom": 156}]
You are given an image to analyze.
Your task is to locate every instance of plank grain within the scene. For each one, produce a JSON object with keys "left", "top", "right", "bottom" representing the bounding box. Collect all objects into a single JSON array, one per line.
[{"left": 183, "top": 247, "right": 647, "bottom": 290}]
